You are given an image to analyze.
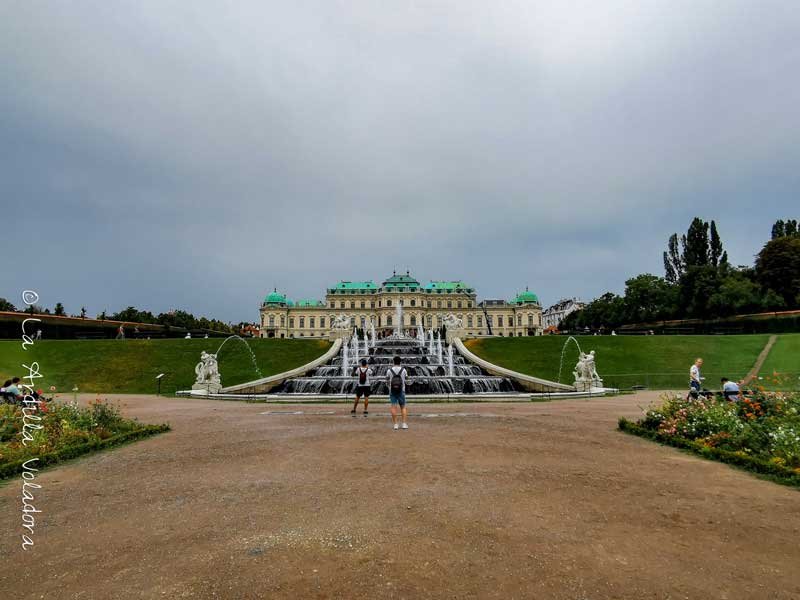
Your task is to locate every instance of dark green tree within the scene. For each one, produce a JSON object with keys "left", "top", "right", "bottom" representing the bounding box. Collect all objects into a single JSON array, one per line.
[
  {"left": 755, "top": 236, "right": 800, "bottom": 308},
  {"left": 663, "top": 233, "right": 683, "bottom": 284},
  {"left": 709, "top": 220, "right": 724, "bottom": 268},
  {"left": 682, "top": 217, "right": 710, "bottom": 268},
  {"left": 0, "top": 297, "right": 16, "bottom": 312},
  {"left": 772, "top": 219, "right": 786, "bottom": 239},
  {"left": 80, "top": 307, "right": 87, "bottom": 319},
  {"left": 54, "top": 302, "right": 66, "bottom": 316},
  {"left": 623, "top": 274, "right": 677, "bottom": 323}
]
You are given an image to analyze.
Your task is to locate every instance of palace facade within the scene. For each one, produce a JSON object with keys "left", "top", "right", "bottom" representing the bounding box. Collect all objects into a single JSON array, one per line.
[{"left": 259, "top": 271, "right": 542, "bottom": 339}]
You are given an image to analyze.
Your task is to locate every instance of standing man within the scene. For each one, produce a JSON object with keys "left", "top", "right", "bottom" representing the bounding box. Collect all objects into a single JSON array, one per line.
[
  {"left": 689, "top": 357, "right": 704, "bottom": 397},
  {"left": 387, "top": 355, "right": 409, "bottom": 430},
  {"left": 116, "top": 324, "right": 125, "bottom": 340},
  {"left": 352, "top": 358, "right": 372, "bottom": 417}
]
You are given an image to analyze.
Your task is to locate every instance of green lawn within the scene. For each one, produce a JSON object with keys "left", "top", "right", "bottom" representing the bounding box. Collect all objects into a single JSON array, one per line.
[
  {"left": 758, "top": 333, "right": 800, "bottom": 391},
  {"left": 0, "top": 338, "right": 330, "bottom": 395},
  {"left": 465, "top": 335, "right": 773, "bottom": 390}
]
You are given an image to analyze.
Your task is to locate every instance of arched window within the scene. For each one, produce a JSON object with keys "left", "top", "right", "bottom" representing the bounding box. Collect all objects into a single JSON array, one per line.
[
  {"left": 410, "top": 299, "right": 416, "bottom": 307},
  {"left": 410, "top": 315, "right": 417, "bottom": 326},
  {"left": 467, "top": 315, "right": 473, "bottom": 328},
  {"left": 387, "top": 315, "right": 393, "bottom": 326},
  {"left": 387, "top": 299, "right": 392, "bottom": 307}
]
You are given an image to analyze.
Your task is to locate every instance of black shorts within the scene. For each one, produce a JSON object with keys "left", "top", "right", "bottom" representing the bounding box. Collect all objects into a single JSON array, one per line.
[{"left": 355, "top": 385, "right": 371, "bottom": 398}]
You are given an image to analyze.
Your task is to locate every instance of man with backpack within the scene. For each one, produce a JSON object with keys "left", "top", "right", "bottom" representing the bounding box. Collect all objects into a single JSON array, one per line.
[
  {"left": 352, "top": 358, "right": 372, "bottom": 417},
  {"left": 387, "top": 355, "right": 409, "bottom": 430}
]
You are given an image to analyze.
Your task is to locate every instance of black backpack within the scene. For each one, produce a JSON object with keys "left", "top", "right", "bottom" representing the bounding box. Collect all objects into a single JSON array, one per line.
[
  {"left": 390, "top": 367, "right": 403, "bottom": 393},
  {"left": 358, "top": 367, "right": 367, "bottom": 385}
]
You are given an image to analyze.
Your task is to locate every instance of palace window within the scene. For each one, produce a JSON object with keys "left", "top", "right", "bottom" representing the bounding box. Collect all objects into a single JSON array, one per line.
[
  {"left": 437, "top": 300, "right": 442, "bottom": 308},
  {"left": 350, "top": 301, "right": 355, "bottom": 309},
  {"left": 340, "top": 302, "right": 345, "bottom": 309},
  {"left": 410, "top": 299, "right": 416, "bottom": 307},
  {"left": 427, "top": 301, "right": 431, "bottom": 308},
  {"left": 467, "top": 315, "right": 473, "bottom": 328},
  {"left": 447, "top": 301, "right": 452, "bottom": 309},
  {"left": 289, "top": 318, "right": 295, "bottom": 328},
  {"left": 477, "top": 315, "right": 483, "bottom": 327},
  {"left": 370, "top": 301, "right": 375, "bottom": 308},
  {"left": 410, "top": 315, "right": 416, "bottom": 326},
  {"left": 387, "top": 316, "right": 393, "bottom": 326},
  {"left": 517, "top": 314, "right": 522, "bottom": 326},
  {"left": 299, "top": 317, "right": 305, "bottom": 328},
  {"left": 320, "top": 316, "right": 325, "bottom": 328},
  {"left": 387, "top": 299, "right": 392, "bottom": 307},
  {"left": 360, "top": 301, "right": 365, "bottom": 309},
  {"left": 528, "top": 314, "right": 534, "bottom": 326},
  {"left": 426, "top": 315, "right": 432, "bottom": 327},
  {"left": 497, "top": 316, "right": 503, "bottom": 327},
  {"left": 280, "top": 315, "right": 286, "bottom": 327},
  {"left": 309, "top": 317, "right": 315, "bottom": 328},
  {"left": 457, "top": 301, "right": 462, "bottom": 308},
  {"left": 269, "top": 315, "right": 275, "bottom": 327}
]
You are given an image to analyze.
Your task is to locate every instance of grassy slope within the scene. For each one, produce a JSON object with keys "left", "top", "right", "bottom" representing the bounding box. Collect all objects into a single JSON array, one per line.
[
  {"left": 758, "top": 333, "right": 800, "bottom": 391},
  {"left": 465, "top": 335, "right": 771, "bottom": 390},
  {"left": 0, "top": 338, "right": 330, "bottom": 394}
]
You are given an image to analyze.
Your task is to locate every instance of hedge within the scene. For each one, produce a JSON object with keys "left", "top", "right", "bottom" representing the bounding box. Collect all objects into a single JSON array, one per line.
[
  {"left": 0, "top": 424, "right": 170, "bottom": 480},
  {"left": 618, "top": 418, "right": 800, "bottom": 488}
]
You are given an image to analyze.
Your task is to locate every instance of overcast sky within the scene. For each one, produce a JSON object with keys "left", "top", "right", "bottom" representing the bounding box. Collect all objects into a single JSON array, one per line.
[{"left": 2, "top": 1, "right": 799, "bottom": 322}]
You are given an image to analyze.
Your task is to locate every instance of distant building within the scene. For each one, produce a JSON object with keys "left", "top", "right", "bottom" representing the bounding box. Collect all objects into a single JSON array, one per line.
[
  {"left": 259, "top": 271, "right": 543, "bottom": 338},
  {"left": 542, "top": 298, "right": 585, "bottom": 330}
]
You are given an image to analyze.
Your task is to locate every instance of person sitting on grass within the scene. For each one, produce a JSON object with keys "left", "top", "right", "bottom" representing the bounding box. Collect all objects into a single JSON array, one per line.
[
  {"left": 352, "top": 359, "right": 372, "bottom": 417},
  {"left": 720, "top": 377, "right": 741, "bottom": 402},
  {"left": 2, "top": 378, "right": 22, "bottom": 404}
]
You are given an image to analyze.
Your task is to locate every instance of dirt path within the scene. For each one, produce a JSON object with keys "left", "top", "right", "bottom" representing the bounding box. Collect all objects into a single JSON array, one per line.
[
  {"left": 742, "top": 334, "right": 778, "bottom": 385},
  {"left": 1, "top": 393, "right": 798, "bottom": 599}
]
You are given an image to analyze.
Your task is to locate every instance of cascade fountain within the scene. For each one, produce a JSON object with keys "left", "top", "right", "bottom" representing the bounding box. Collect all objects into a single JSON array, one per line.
[
  {"left": 395, "top": 302, "right": 403, "bottom": 337},
  {"left": 447, "top": 343, "right": 454, "bottom": 377},
  {"left": 436, "top": 332, "right": 443, "bottom": 364},
  {"left": 428, "top": 329, "right": 435, "bottom": 357},
  {"left": 274, "top": 331, "right": 518, "bottom": 395},
  {"left": 370, "top": 320, "right": 376, "bottom": 348}
]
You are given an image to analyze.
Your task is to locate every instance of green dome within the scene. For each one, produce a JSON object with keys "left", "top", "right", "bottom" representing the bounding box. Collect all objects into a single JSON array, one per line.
[
  {"left": 511, "top": 287, "right": 539, "bottom": 305},
  {"left": 382, "top": 270, "right": 420, "bottom": 289},
  {"left": 264, "top": 288, "right": 288, "bottom": 305}
]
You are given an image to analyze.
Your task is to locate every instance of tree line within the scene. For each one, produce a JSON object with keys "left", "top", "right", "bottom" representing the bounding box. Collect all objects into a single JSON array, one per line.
[
  {"left": 0, "top": 300, "right": 237, "bottom": 334},
  {"left": 561, "top": 217, "right": 800, "bottom": 331}
]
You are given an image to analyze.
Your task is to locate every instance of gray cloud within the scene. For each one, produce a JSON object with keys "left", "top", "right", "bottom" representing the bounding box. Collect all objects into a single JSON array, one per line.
[{"left": 2, "top": 1, "right": 799, "bottom": 320}]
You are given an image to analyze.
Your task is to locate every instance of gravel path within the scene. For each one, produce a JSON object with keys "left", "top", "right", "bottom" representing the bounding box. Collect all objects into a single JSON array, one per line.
[{"left": 1, "top": 392, "right": 798, "bottom": 599}]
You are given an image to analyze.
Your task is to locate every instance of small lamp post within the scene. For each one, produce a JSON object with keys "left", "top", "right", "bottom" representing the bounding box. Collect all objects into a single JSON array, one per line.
[{"left": 155, "top": 373, "right": 165, "bottom": 396}]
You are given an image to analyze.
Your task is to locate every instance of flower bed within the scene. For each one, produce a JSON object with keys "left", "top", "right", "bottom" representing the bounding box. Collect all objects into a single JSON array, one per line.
[
  {"left": 619, "top": 391, "right": 800, "bottom": 487},
  {"left": 0, "top": 399, "right": 169, "bottom": 479}
]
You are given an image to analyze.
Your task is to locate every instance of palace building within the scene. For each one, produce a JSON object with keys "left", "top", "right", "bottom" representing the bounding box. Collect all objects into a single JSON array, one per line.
[{"left": 259, "top": 271, "right": 542, "bottom": 339}]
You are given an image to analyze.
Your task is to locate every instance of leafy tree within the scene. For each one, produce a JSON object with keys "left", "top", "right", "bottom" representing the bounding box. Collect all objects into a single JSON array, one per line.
[
  {"left": 0, "top": 297, "right": 16, "bottom": 312},
  {"left": 54, "top": 302, "right": 66, "bottom": 316},
  {"left": 623, "top": 274, "right": 677, "bottom": 323},
  {"left": 707, "top": 271, "right": 762, "bottom": 317},
  {"left": 663, "top": 233, "right": 683, "bottom": 284},
  {"left": 709, "top": 220, "right": 726, "bottom": 268},
  {"left": 755, "top": 236, "right": 800, "bottom": 308},
  {"left": 683, "top": 217, "right": 710, "bottom": 268},
  {"left": 111, "top": 306, "right": 156, "bottom": 324},
  {"left": 98, "top": 311, "right": 107, "bottom": 320},
  {"left": 772, "top": 219, "right": 785, "bottom": 239}
]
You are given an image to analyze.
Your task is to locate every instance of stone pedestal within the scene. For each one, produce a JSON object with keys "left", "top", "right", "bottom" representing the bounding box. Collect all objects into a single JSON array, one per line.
[
  {"left": 445, "top": 328, "right": 466, "bottom": 344},
  {"left": 328, "top": 329, "right": 351, "bottom": 342},
  {"left": 573, "top": 379, "right": 603, "bottom": 392},
  {"left": 192, "top": 382, "right": 222, "bottom": 394}
]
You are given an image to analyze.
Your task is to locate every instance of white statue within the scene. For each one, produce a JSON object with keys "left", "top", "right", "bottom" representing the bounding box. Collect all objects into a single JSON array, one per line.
[
  {"left": 573, "top": 350, "right": 602, "bottom": 391},
  {"left": 195, "top": 351, "right": 221, "bottom": 386},
  {"left": 331, "top": 314, "right": 352, "bottom": 330},
  {"left": 442, "top": 313, "right": 463, "bottom": 329}
]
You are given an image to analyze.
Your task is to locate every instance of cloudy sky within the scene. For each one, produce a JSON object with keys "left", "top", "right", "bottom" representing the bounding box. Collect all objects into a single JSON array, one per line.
[{"left": 2, "top": 1, "right": 799, "bottom": 322}]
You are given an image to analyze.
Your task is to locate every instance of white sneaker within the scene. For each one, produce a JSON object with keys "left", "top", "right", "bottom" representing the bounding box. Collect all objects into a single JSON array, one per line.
[
  {"left": 401, "top": 423, "right": 409, "bottom": 430},
  {"left": 393, "top": 424, "right": 399, "bottom": 430}
]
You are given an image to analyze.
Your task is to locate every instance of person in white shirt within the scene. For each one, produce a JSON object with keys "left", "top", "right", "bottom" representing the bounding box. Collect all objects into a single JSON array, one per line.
[
  {"left": 386, "top": 355, "right": 409, "bottom": 430},
  {"left": 352, "top": 359, "right": 373, "bottom": 417},
  {"left": 689, "top": 358, "right": 704, "bottom": 397},
  {"left": 721, "top": 378, "right": 741, "bottom": 401}
]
